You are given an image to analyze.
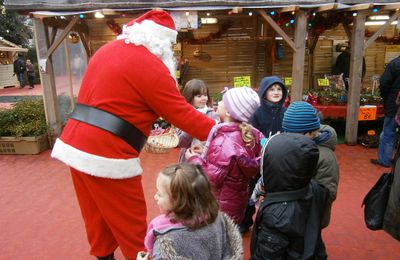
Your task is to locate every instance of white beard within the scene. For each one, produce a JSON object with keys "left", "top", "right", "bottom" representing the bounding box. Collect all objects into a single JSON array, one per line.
[{"left": 117, "top": 23, "right": 177, "bottom": 80}]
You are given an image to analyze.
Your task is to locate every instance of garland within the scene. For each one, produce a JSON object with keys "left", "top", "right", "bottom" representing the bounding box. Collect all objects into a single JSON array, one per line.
[{"left": 179, "top": 21, "right": 233, "bottom": 44}]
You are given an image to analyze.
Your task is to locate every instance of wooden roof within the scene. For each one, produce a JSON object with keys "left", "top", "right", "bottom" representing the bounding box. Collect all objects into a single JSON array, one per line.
[
  {"left": 2, "top": 0, "right": 342, "bottom": 12},
  {"left": 0, "top": 38, "right": 27, "bottom": 52}
]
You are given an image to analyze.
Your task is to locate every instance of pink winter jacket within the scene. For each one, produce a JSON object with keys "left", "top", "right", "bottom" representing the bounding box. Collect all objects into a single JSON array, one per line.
[{"left": 188, "top": 122, "right": 263, "bottom": 224}]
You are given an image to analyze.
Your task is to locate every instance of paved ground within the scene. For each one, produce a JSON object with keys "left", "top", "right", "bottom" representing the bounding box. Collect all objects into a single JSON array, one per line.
[
  {"left": 1, "top": 85, "right": 399, "bottom": 259},
  {"left": 1, "top": 145, "right": 400, "bottom": 259}
]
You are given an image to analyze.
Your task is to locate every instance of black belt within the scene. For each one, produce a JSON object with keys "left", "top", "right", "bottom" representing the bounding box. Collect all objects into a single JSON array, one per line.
[{"left": 69, "top": 103, "right": 147, "bottom": 152}]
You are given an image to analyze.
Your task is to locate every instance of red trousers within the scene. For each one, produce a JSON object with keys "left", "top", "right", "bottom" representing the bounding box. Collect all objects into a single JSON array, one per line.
[{"left": 70, "top": 168, "right": 147, "bottom": 259}]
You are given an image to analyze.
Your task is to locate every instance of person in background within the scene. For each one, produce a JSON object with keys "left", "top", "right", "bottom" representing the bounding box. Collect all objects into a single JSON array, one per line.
[
  {"left": 371, "top": 56, "right": 400, "bottom": 168},
  {"left": 239, "top": 75, "right": 288, "bottom": 235},
  {"left": 13, "top": 53, "right": 26, "bottom": 88},
  {"left": 177, "top": 79, "right": 219, "bottom": 163},
  {"left": 250, "top": 133, "right": 327, "bottom": 259},
  {"left": 25, "top": 59, "right": 35, "bottom": 89},
  {"left": 51, "top": 10, "right": 216, "bottom": 260},
  {"left": 142, "top": 163, "right": 243, "bottom": 260},
  {"left": 186, "top": 87, "right": 264, "bottom": 225},
  {"left": 332, "top": 41, "right": 366, "bottom": 91},
  {"left": 282, "top": 101, "right": 339, "bottom": 259}
]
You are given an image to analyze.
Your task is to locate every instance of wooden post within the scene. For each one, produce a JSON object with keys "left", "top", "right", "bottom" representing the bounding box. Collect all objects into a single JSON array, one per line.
[
  {"left": 345, "top": 11, "right": 367, "bottom": 145},
  {"left": 32, "top": 18, "right": 61, "bottom": 143},
  {"left": 291, "top": 10, "right": 307, "bottom": 101}
]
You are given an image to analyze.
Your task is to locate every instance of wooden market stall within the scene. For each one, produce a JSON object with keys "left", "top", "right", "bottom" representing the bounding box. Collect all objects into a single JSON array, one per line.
[
  {"left": 0, "top": 38, "right": 27, "bottom": 89},
  {"left": 4, "top": 0, "right": 400, "bottom": 144}
]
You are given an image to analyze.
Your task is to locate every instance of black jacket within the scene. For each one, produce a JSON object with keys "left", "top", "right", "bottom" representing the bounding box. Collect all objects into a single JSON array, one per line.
[
  {"left": 251, "top": 76, "right": 288, "bottom": 137},
  {"left": 380, "top": 56, "right": 400, "bottom": 117},
  {"left": 13, "top": 57, "right": 26, "bottom": 74},
  {"left": 250, "top": 133, "right": 327, "bottom": 260}
]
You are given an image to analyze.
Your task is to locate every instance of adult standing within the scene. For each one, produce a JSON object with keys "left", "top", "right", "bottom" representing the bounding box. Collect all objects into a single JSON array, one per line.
[
  {"left": 332, "top": 42, "right": 366, "bottom": 91},
  {"left": 371, "top": 56, "right": 400, "bottom": 168},
  {"left": 13, "top": 53, "right": 26, "bottom": 88},
  {"left": 51, "top": 10, "right": 215, "bottom": 260},
  {"left": 25, "top": 59, "right": 35, "bottom": 89}
]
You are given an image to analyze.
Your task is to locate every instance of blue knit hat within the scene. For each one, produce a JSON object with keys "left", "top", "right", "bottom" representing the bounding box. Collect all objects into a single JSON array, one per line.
[{"left": 282, "top": 101, "right": 320, "bottom": 133}]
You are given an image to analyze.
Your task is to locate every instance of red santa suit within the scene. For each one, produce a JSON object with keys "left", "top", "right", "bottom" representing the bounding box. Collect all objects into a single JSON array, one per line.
[{"left": 51, "top": 10, "right": 215, "bottom": 259}]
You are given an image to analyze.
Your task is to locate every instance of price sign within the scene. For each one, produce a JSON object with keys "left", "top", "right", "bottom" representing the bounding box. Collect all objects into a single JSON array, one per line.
[
  {"left": 283, "top": 77, "right": 292, "bottom": 86},
  {"left": 234, "top": 76, "right": 251, "bottom": 88},
  {"left": 358, "top": 105, "right": 377, "bottom": 121},
  {"left": 317, "top": 78, "right": 330, "bottom": 86}
]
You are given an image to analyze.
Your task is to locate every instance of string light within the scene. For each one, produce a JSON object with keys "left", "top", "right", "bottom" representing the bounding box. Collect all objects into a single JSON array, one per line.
[
  {"left": 249, "top": 12, "right": 253, "bottom": 16},
  {"left": 352, "top": 12, "right": 357, "bottom": 17},
  {"left": 270, "top": 11, "right": 276, "bottom": 16},
  {"left": 372, "top": 8, "right": 379, "bottom": 13},
  {"left": 79, "top": 14, "right": 85, "bottom": 19},
  {"left": 290, "top": 19, "right": 295, "bottom": 24}
]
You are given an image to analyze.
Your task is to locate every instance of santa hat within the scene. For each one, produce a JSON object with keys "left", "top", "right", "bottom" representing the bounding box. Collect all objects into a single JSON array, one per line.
[{"left": 120, "top": 9, "right": 177, "bottom": 44}]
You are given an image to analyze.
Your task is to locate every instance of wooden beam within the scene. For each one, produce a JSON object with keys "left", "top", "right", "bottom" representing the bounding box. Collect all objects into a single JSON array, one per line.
[
  {"left": 345, "top": 10, "right": 367, "bottom": 145},
  {"left": 78, "top": 31, "right": 91, "bottom": 58},
  {"left": 344, "top": 3, "right": 374, "bottom": 12},
  {"left": 291, "top": 10, "right": 308, "bottom": 101},
  {"left": 316, "top": 3, "right": 339, "bottom": 12},
  {"left": 342, "top": 22, "right": 352, "bottom": 40},
  {"left": 364, "top": 11, "right": 400, "bottom": 50},
  {"left": 45, "top": 16, "right": 79, "bottom": 59},
  {"left": 382, "top": 4, "right": 400, "bottom": 11},
  {"left": 32, "top": 18, "right": 62, "bottom": 142},
  {"left": 50, "top": 27, "right": 57, "bottom": 46},
  {"left": 280, "top": 5, "right": 299, "bottom": 13},
  {"left": 258, "top": 9, "right": 296, "bottom": 51}
]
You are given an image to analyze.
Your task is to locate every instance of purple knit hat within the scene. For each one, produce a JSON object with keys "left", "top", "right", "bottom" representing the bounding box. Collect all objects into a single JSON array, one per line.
[{"left": 222, "top": 87, "right": 260, "bottom": 122}]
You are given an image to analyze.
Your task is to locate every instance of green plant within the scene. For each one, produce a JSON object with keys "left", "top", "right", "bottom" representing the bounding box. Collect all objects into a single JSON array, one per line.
[{"left": 0, "top": 98, "right": 48, "bottom": 137}]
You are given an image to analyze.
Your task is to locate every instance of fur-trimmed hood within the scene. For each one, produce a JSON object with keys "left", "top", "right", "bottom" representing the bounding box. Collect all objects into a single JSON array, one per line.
[{"left": 151, "top": 212, "right": 243, "bottom": 260}]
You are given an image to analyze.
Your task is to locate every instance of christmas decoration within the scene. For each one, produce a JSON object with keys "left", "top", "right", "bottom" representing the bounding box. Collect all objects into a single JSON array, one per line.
[
  {"left": 179, "top": 21, "right": 233, "bottom": 44},
  {"left": 106, "top": 19, "right": 122, "bottom": 35},
  {"left": 68, "top": 32, "right": 79, "bottom": 44}
]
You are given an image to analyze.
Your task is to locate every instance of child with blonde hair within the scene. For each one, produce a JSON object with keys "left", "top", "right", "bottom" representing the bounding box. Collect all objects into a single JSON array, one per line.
[
  {"left": 177, "top": 79, "right": 219, "bottom": 162},
  {"left": 186, "top": 87, "right": 264, "bottom": 224},
  {"left": 142, "top": 163, "right": 243, "bottom": 260}
]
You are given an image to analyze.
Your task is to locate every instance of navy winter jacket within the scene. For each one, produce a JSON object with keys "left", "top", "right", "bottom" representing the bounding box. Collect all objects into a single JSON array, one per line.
[{"left": 250, "top": 76, "right": 287, "bottom": 137}]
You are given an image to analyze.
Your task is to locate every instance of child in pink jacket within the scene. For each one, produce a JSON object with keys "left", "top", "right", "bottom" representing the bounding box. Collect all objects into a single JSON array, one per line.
[{"left": 186, "top": 87, "right": 264, "bottom": 224}]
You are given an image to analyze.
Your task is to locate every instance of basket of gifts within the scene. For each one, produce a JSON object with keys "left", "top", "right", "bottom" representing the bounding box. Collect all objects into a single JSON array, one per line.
[{"left": 144, "top": 126, "right": 179, "bottom": 154}]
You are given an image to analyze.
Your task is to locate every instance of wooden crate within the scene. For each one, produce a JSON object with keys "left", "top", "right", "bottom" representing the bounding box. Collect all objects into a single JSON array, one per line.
[{"left": 0, "top": 135, "right": 49, "bottom": 154}]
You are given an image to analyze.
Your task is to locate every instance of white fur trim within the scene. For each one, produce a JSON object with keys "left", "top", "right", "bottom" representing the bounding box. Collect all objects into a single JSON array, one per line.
[
  {"left": 51, "top": 139, "right": 143, "bottom": 179},
  {"left": 119, "top": 19, "right": 177, "bottom": 44}
]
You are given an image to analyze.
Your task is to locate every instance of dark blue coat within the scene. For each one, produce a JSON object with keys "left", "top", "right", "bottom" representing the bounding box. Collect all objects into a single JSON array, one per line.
[{"left": 250, "top": 76, "right": 288, "bottom": 137}]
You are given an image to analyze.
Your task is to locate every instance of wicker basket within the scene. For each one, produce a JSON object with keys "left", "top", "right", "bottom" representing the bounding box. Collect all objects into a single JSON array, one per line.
[{"left": 144, "top": 128, "right": 179, "bottom": 153}]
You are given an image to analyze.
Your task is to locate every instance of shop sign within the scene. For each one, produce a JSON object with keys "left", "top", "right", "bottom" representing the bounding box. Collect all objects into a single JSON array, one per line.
[
  {"left": 234, "top": 76, "right": 251, "bottom": 88},
  {"left": 358, "top": 105, "right": 377, "bottom": 121}
]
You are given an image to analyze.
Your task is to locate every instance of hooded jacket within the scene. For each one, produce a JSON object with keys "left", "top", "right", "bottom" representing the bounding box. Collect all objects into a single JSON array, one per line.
[
  {"left": 250, "top": 76, "right": 288, "bottom": 137},
  {"left": 251, "top": 133, "right": 327, "bottom": 260},
  {"left": 313, "top": 124, "right": 339, "bottom": 228}
]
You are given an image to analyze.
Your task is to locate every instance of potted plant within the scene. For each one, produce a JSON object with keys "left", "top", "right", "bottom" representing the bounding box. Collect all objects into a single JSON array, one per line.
[{"left": 0, "top": 98, "right": 50, "bottom": 154}]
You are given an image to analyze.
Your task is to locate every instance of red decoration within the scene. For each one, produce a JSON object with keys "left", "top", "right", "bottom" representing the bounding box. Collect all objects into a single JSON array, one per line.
[{"left": 106, "top": 19, "right": 122, "bottom": 35}]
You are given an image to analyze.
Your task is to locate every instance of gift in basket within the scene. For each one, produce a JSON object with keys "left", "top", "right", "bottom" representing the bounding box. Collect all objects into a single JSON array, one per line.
[{"left": 144, "top": 123, "right": 179, "bottom": 153}]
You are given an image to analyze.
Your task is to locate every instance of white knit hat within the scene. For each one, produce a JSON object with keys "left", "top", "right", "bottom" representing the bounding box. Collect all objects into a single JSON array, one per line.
[{"left": 222, "top": 87, "right": 260, "bottom": 122}]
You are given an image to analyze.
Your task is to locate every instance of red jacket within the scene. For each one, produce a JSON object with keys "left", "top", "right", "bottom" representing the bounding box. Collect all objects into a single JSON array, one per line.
[{"left": 52, "top": 39, "right": 215, "bottom": 179}]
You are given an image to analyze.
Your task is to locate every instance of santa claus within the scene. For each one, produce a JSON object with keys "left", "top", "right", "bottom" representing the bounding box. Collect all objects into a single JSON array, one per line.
[{"left": 51, "top": 10, "right": 215, "bottom": 260}]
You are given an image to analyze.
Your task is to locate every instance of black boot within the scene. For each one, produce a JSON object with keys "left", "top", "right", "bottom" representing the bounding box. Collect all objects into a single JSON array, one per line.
[{"left": 96, "top": 252, "right": 115, "bottom": 260}]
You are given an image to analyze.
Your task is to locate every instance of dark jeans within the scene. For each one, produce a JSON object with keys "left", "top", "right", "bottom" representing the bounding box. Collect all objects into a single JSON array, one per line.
[
  {"left": 16, "top": 72, "right": 25, "bottom": 87},
  {"left": 27, "top": 74, "right": 35, "bottom": 88}
]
